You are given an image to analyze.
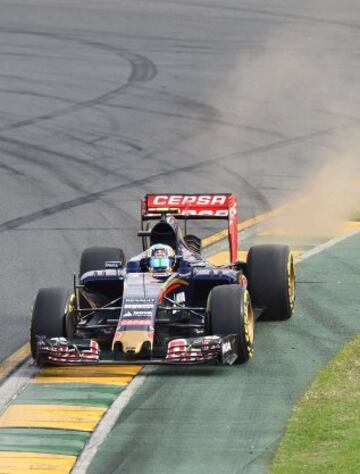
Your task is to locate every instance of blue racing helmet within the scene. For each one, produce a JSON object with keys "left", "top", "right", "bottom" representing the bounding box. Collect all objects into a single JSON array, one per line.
[{"left": 147, "top": 244, "right": 176, "bottom": 273}]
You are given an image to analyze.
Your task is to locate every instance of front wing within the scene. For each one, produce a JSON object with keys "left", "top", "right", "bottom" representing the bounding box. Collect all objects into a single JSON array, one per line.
[{"left": 35, "top": 334, "right": 238, "bottom": 366}]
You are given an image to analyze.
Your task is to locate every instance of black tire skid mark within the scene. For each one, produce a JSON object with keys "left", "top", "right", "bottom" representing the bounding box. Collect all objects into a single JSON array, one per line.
[
  {"left": 0, "top": 128, "right": 199, "bottom": 192},
  {"left": 102, "top": 101, "right": 286, "bottom": 139},
  {"left": 0, "top": 32, "right": 157, "bottom": 188},
  {"left": 0, "top": 27, "right": 276, "bottom": 189},
  {"left": 89, "top": 104, "right": 144, "bottom": 152},
  {"left": 212, "top": 162, "right": 272, "bottom": 213},
  {"left": 0, "top": 73, "right": 50, "bottom": 87},
  {"left": 31, "top": 103, "right": 142, "bottom": 156},
  {"left": 0, "top": 162, "right": 29, "bottom": 178},
  {"left": 0, "top": 122, "right": 206, "bottom": 222},
  {"left": 141, "top": 84, "right": 277, "bottom": 136},
  {"left": 67, "top": 129, "right": 143, "bottom": 153},
  {"left": 150, "top": 0, "right": 360, "bottom": 32},
  {"left": 0, "top": 122, "right": 351, "bottom": 233},
  {"left": 0, "top": 160, "right": 212, "bottom": 232},
  {"left": 0, "top": 31, "right": 157, "bottom": 134},
  {"left": 99, "top": 81, "right": 227, "bottom": 174},
  {"left": 0, "top": 135, "right": 115, "bottom": 181},
  {"left": 2, "top": 28, "right": 260, "bottom": 142},
  {"left": 60, "top": 37, "right": 229, "bottom": 170},
  {"left": 1, "top": 25, "right": 353, "bottom": 230},
  {"left": 0, "top": 31, "right": 158, "bottom": 201},
  {"left": 0, "top": 140, "right": 85, "bottom": 195},
  {"left": 0, "top": 29, "right": 209, "bottom": 196},
  {"left": 0, "top": 135, "right": 141, "bottom": 228},
  {"left": 84, "top": 131, "right": 143, "bottom": 151},
  {"left": 134, "top": 82, "right": 221, "bottom": 117},
  {"left": 0, "top": 88, "right": 80, "bottom": 107}
]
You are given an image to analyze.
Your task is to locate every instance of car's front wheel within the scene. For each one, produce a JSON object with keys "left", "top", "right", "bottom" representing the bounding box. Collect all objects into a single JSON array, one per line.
[
  {"left": 30, "top": 287, "right": 72, "bottom": 360},
  {"left": 209, "top": 284, "right": 254, "bottom": 364}
]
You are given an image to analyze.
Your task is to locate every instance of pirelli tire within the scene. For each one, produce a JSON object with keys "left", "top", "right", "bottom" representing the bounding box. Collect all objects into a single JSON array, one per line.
[
  {"left": 79, "top": 247, "right": 126, "bottom": 276},
  {"left": 209, "top": 284, "right": 254, "bottom": 364},
  {"left": 247, "top": 244, "right": 295, "bottom": 321},
  {"left": 30, "top": 287, "right": 72, "bottom": 360}
]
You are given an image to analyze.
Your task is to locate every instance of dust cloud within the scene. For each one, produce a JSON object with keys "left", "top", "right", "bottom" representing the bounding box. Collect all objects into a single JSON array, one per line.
[
  {"left": 207, "top": 4, "right": 360, "bottom": 237},
  {"left": 275, "top": 149, "right": 360, "bottom": 236}
]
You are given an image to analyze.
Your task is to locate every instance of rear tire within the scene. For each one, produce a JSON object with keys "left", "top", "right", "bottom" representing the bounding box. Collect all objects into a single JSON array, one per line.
[
  {"left": 209, "top": 284, "right": 254, "bottom": 364},
  {"left": 30, "top": 287, "right": 71, "bottom": 359},
  {"left": 184, "top": 234, "right": 202, "bottom": 254},
  {"left": 79, "top": 247, "right": 125, "bottom": 276},
  {"left": 247, "top": 244, "right": 295, "bottom": 321}
]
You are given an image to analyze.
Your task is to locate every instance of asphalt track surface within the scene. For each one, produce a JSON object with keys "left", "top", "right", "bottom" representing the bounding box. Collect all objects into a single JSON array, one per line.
[{"left": 2, "top": 0, "right": 360, "bottom": 362}]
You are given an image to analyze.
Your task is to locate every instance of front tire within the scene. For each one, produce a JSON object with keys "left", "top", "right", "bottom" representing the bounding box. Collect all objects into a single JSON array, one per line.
[
  {"left": 247, "top": 244, "right": 295, "bottom": 321},
  {"left": 30, "top": 287, "right": 72, "bottom": 359},
  {"left": 79, "top": 247, "right": 125, "bottom": 276},
  {"left": 209, "top": 284, "right": 254, "bottom": 364}
]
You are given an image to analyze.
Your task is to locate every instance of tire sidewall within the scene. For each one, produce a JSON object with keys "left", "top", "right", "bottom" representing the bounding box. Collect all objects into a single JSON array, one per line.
[
  {"left": 30, "top": 287, "right": 71, "bottom": 359},
  {"left": 247, "top": 245, "right": 295, "bottom": 320},
  {"left": 209, "top": 284, "right": 254, "bottom": 364}
]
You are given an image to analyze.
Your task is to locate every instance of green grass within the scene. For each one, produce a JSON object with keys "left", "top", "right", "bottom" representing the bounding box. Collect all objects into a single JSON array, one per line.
[{"left": 271, "top": 333, "right": 360, "bottom": 474}]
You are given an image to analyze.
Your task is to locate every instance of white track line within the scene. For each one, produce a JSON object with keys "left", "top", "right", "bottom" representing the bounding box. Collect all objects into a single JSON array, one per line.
[
  {"left": 296, "top": 227, "right": 360, "bottom": 263},
  {"left": 72, "top": 226, "right": 360, "bottom": 473},
  {"left": 0, "top": 359, "right": 37, "bottom": 414}
]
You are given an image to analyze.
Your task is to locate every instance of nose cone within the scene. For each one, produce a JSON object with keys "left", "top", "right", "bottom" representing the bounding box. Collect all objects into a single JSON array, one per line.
[{"left": 112, "top": 330, "right": 152, "bottom": 356}]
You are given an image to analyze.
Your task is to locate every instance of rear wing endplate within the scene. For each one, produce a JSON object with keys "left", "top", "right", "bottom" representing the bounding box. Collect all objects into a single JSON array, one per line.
[{"left": 141, "top": 194, "right": 238, "bottom": 263}]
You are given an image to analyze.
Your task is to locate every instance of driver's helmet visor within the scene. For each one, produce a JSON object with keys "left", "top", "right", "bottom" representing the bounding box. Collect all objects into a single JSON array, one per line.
[{"left": 150, "top": 256, "right": 170, "bottom": 270}]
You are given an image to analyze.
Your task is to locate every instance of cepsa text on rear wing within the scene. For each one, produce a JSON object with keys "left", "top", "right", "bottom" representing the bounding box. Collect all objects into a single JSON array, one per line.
[{"left": 141, "top": 193, "right": 238, "bottom": 263}]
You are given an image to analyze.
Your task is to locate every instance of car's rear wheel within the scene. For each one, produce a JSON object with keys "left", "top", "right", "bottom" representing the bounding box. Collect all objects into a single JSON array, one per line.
[
  {"left": 184, "top": 234, "right": 202, "bottom": 254},
  {"left": 247, "top": 244, "right": 295, "bottom": 321},
  {"left": 30, "top": 287, "right": 72, "bottom": 359},
  {"left": 79, "top": 247, "right": 125, "bottom": 276},
  {"left": 209, "top": 284, "right": 254, "bottom": 364}
]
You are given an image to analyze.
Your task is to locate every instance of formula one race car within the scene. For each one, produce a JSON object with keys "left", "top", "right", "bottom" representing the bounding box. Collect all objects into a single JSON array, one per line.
[{"left": 30, "top": 193, "right": 295, "bottom": 366}]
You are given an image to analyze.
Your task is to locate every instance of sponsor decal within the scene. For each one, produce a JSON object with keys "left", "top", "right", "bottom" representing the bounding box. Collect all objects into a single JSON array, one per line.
[
  {"left": 222, "top": 340, "right": 232, "bottom": 355},
  {"left": 121, "top": 319, "right": 152, "bottom": 326},
  {"left": 125, "top": 305, "right": 152, "bottom": 309},
  {"left": 175, "top": 292, "right": 186, "bottom": 304},
  {"left": 125, "top": 298, "right": 155, "bottom": 303},
  {"left": 122, "top": 313, "right": 152, "bottom": 319},
  {"left": 118, "top": 298, "right": 155, "bottom": 333},
  {"left": 149, "top": 195, "right": 229, "bottom": 207},
  {"left": 148, "top": 209, "right": 228, "bottom": 217},
  {"left": 105, "top": 260, "right": 123, "bottom": 268},
  {"left": 131, "top": 310, "right": 153, "bottom": 316},
  {"left": 179, "top": 209, "right": 228, "bottom": 216},
  {"left": 92, "top": 270, "right": 116, "bottom": 277},
  {"left": 229, "top": 203, "right": 237, "bottom": 221}
]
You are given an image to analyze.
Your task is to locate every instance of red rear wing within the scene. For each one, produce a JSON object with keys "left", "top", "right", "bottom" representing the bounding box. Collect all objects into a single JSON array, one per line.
[{"left": 141, "top": 194, "right": 238, "bottom": 263}]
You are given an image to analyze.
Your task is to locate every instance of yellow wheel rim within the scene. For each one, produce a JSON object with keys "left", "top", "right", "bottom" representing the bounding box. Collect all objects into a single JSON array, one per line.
[
  {"left": 243, "top": 290, "right": 254, "bottom": 358},
  {"left": 287, "top": 253, "right": 296, "bottom": 312}
]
